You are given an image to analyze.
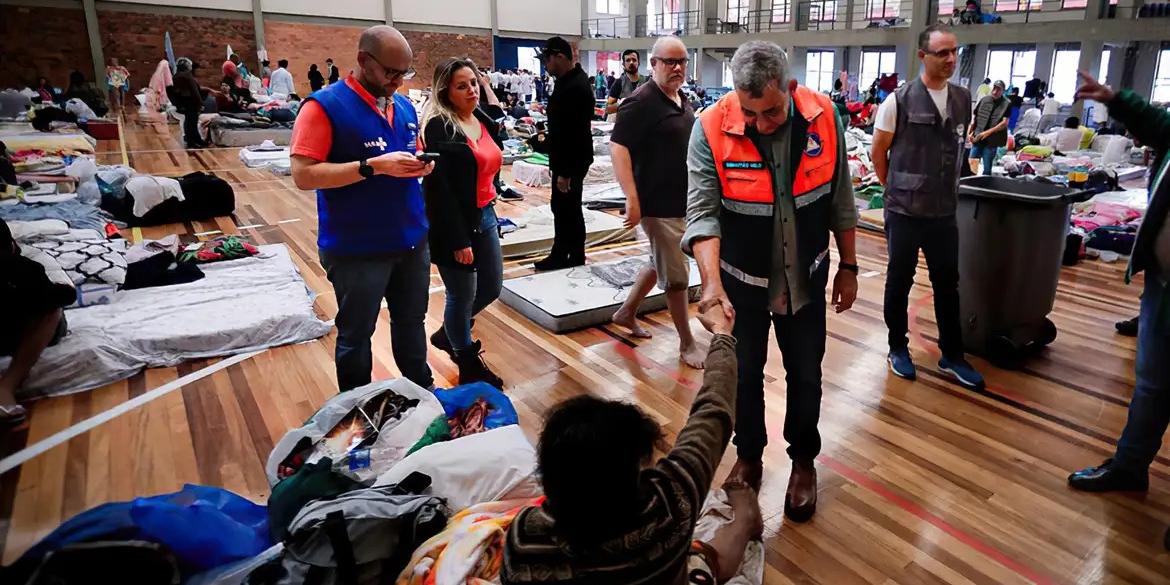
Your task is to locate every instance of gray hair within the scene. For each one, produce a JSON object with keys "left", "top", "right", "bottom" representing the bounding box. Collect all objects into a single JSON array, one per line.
[
  {"left": 650, "top": 36, "right": 686, "bottom": 58},
  {"left": 729, "top": 41, "right": 790, "bottom": 97}
]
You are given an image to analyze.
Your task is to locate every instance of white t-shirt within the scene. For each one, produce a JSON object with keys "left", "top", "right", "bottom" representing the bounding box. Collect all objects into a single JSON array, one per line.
[
  {"left": 510, "top": 74, "right": 521, "bottom": 91},
  {"left": 874, "top": 85, "right": 950, "bottom": 134},
  {"left": 1041, "top": 98, "right": 1061, "bottom": 117},
  {"left": 1052, "top": 127, "right": 1083, "bottom": 152}
]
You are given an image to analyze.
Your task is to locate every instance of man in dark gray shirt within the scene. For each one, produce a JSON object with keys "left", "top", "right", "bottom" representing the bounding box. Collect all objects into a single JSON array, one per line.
[{"left": 605, "top": 49, "right": 647, "bottom": 117}]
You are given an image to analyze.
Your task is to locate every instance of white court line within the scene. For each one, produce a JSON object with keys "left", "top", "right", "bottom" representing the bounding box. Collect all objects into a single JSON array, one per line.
[
  {"left": 194, "top": 229, "right": 223, "bottom": 237},
  {"left": 0, "top": 350, "right": 265, "bottom": 475},
  {"left": 235, "top": 224, "right": 265, "bottom": 230},
  {"left": 276, "top": 218, "right": 302, "bottom": 224},
  {"left": 861, "top": 270, "right": 881, "bottom": 279}
]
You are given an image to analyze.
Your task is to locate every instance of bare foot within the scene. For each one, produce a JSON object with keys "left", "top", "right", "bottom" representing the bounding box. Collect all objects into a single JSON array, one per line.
[
  {"left": 724, "top": 481, "right": 764, "bottom": 539},
  {"left": 612, "top": 308, "right": 652, "bottom": 338},
  {"left": 680, "top": 342, "right": 706, "bottom": 369}
]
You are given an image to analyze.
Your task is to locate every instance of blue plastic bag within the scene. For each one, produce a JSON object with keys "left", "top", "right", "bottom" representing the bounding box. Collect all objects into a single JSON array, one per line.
[
  {"left": 13, "top": 484, "right": 270, "bottom": 579},
  {"left": 434, "top": 382, "right": 519, "bottom": 430}
]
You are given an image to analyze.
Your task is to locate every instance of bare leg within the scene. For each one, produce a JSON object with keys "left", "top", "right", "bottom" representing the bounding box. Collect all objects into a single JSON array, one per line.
[
  {"left": 0, "top": 309, "right": 62, "bottom": 410},
  {"left": 668, "top": 289, "right": 705, "bottom": 369},
  {"left": 611, "top": 266, "right": 657, "bottom": 338},
  {"left": 703, "top": 483, "right": 764, "bottom": 583},
  {"left": 968, "top": 158, "right": 980, "bottom": 175}
]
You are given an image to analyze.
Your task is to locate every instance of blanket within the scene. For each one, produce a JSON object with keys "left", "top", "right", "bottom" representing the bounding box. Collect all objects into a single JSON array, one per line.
[
  {"left": 0, "top": 132, "right": 96, "bottom": 155},
  {"left": 0, "top": 199, "right": 111, "bottom": 231},
  {"left": 0, "top": 244, "right": 333, "bottom": 400}
]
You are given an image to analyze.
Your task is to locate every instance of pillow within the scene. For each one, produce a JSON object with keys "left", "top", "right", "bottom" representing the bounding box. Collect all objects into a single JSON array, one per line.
[
  {"left": 17, "top": 243, "right": 75, "bottom": 290},
  {"left": 27, "top": 239, "right": 127, "bottom": 286}
]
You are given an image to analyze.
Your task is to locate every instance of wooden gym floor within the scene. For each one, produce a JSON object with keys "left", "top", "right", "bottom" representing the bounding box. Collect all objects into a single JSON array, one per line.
[{"left": 1, "top": 111, "right": 1168, "bottom": 584}]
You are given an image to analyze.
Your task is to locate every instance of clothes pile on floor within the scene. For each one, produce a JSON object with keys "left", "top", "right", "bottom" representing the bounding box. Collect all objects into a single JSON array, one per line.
[
  {"left": 1067, "top": 188, "right": 1150, "bottom": 262},
  {"left": 58, "top": 158, "right": 236, "bottom": 227},
  {"left": 1001, "top": 133, "right": 1149, "bottom": 183}
]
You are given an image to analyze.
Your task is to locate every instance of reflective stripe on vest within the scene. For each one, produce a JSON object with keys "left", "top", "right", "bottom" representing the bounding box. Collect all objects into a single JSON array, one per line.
[{"left": 699, "top": 86, "right": 838, "bottom": 206}]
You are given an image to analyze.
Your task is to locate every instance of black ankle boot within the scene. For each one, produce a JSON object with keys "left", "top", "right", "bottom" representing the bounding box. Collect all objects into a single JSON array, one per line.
[
  {"left": 455, "top": 340, "right": 503, "bottom": 389},
  {"left": 430, "top": 328, "right": 454, "bottom": 360}
]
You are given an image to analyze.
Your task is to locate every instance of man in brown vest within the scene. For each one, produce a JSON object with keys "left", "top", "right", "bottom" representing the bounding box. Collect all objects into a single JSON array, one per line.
[{"left": 871, "top": 23, "right": 986, "bottom": 391}]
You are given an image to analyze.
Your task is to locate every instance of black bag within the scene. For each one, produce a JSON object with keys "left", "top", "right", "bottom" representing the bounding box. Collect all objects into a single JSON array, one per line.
[
  {"left": 176, "top": 171, "right": 236, "bottom": 220},
  {"left": 22, "top": 540, "right": 181, "bottom": 585}
]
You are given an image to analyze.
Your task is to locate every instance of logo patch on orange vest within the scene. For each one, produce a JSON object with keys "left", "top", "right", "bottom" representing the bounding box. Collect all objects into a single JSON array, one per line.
[
  {"left": 805, "top": 133, "right": 823, "bottom": 157},
  {"left": 724, "top": 161, "right": 765, "bottom": 169}
]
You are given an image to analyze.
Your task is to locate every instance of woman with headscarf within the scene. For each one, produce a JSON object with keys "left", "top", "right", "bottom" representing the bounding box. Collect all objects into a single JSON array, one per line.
[
  {"left": 147, "top": 59, "right": 173, "bottom": 112},
  {"left": 307, "top": 64, "right": 325, "bottom": 93}
]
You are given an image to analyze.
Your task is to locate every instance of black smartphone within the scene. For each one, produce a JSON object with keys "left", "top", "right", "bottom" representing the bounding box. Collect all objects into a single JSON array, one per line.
[{"left": 415, "top": 152, "right": 441, "bottom": 163}]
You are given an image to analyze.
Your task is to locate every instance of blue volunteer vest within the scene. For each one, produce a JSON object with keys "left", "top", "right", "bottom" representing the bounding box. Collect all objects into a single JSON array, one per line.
[{"left": 306, "top": 82, "right": 428, "bottom": 254}]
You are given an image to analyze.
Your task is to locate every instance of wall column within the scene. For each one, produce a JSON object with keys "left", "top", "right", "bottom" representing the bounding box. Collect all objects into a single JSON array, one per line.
[
  {"left": 1071, "top": 40, "right": 1102, "bottom": 117},
  {"left": 1033, "top": 43, "right": 1055, "bottom": 88},
  {"left": 251, "top": 0, "right": 265, "bottom": 58},
  {"left": 82, "top": 0, "right": 105, "bottom": 88},
  {"left": 789, "top": 46, "right": 808, "bottom": 85},
  {"left": 386, "top": 0, "right": 394, "bottom": 25}
]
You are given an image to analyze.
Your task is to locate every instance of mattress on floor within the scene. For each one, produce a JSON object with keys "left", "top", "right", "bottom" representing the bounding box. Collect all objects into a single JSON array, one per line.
[
  {"left": 211, "top": 126, "right": 292, "bottom": 147},
  {"left": 0, "top": 132, "right": 97, "bottom": 155},
  {"left": 500, "top": 255, "right": 700, "bottom": 332},
  {"left": 1, "top": 244, "right": 333, "bottom": 400},
  {"left": 512, "top": 159, "right": 551, "bottom": 187},
  {"left": 239, "top": 147, "right": 291, "bottom": 168},
  {"left": 582, "top": 182, "right": 625, "bottom": 209},
  {"left": 499, "top": 205, "right": 634, "bottom": 259}
]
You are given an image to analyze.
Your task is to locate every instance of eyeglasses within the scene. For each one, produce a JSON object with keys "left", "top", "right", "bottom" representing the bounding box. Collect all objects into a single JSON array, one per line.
[
  {"left": 362, "top": 51, "right": 416, "bottom": 80},
  {"left": 922, "top": 47, "right": 959, "bottom": 58},
  {"left": 653, "top": 57, "right": 689, "bottom": 69}
]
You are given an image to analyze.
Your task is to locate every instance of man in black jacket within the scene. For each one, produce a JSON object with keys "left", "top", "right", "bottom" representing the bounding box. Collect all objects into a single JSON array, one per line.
[{"left": 535, "top": 36, "right": 595, "bottom": 271}]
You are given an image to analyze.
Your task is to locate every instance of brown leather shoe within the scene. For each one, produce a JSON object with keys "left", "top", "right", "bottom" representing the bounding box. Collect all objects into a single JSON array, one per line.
[
  {"left": 784, "top": 459, "right": 817, "bottom": 523},
  {"left": 724, "top": 458, "right": 763, "bottom": 493}
]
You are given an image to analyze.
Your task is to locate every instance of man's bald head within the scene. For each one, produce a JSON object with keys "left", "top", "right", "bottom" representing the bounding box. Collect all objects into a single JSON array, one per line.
[{"left": 355, "top": 25, "right": 414, "bottom": 97}]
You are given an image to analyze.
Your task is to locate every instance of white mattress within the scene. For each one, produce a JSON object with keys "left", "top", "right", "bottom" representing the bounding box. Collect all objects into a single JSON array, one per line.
[
  {"left": 512, "top": 160, "right": 551, "bottom": 187},
  {"left": 239, "top": 147, "right": 291, "bottom": 168},
  {"left": 211, "top": 126, "right": 292, "bottom": 147},
  {"left": 499, "top": 205, "right": 634, "bottom": 259},
  {"left": 500, "top": 255, "right": 700, "bottom": 332},
  {"left": 2, "top": 244, "right": 333, "bottom": 400}
]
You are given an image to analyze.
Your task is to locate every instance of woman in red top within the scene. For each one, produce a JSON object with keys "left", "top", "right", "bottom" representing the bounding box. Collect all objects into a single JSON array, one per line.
[{"left": 420, "top": 58, "right": 507, "bottom": 389}]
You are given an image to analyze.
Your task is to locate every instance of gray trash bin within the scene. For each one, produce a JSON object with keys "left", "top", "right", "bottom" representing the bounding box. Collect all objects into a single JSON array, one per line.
[{"left": 956, "top": 176, "right": 1094, "bottom": 367}]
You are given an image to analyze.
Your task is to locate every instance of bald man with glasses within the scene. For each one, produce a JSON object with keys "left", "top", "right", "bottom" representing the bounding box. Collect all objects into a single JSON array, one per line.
[{"left": 290, "top": 25, "right": 436, "bottom": 393}]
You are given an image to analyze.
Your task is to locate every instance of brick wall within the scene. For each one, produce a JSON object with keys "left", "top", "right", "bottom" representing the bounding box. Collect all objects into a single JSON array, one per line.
[
  {"left": 264, "top": 20, "right": 494, "bottom": 96},
  {"left": 97, "top": 10, "right": 258, "bottom": 89},
  {"left": 0, "top": 5, "right": 93, "bottom": 89}
]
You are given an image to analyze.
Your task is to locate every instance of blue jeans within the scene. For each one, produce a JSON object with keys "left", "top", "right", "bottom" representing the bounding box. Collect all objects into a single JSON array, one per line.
[
  {"left": 970, "top": 143, "right": 997, "bottom": 176},
  {"left": 1114, "top": 277, "right": 1170, "bottom": 471},
  {"left": 437, "top": 206, "right": 504, "bottom": 352},
  {"left": 320, "top": 244, "right": 433, "bottom": 391}
]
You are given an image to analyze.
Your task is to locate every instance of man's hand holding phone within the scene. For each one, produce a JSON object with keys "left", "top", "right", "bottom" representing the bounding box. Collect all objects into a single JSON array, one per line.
[{"left": 370, "top": 151, "right": 435, "bottom": 178}]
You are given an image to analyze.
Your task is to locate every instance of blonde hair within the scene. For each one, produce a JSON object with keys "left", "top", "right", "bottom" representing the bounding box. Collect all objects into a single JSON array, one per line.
[{"left": 421, "top": 57, "right": 478, "bottom": 136}]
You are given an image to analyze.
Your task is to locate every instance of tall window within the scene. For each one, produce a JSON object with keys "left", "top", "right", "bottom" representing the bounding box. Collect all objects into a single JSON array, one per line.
[
  {"left": 1098, "top": 48, "right": 1111, "bottom": 86},
  {"left": 728, "top": 0, "right": 750, "bottom": 23},
  {"left": 806, "top": 51, "right": 836, "bottom": 93},
  {"left": 805, "top": 0, "right": 838, "bottom": 22},
  {"left": 722, "top": 61, "right": 734, "bottom": 88},
  {"left": 865, "top": 0, "right": 898, "bottom": 19},
  {"left": 1050, "top": 48, "right": 1080, "bottom": 104},
  {"left": 596, "top": 0, "right": 622, "bottom": 14},
  {"left": 772, "top": 0, "right": 790, "bottom": 22},
  {"left": 859, "top": 49, "right": 897, "bottom": 87},
  {"left": 995, "top": 0, "right": 1042, "bottom": 11},
  {"left": 986, "top": 47, "right": 1036, "bottom": 92},
  {"left": 1154, "top": 48, "right": 1170, "bottom": 103}
]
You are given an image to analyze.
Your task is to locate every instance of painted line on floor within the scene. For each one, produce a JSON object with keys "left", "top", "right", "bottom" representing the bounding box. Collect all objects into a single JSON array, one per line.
[
  {"left": 276, "top": 218, "right": 302, "bottom": 224},
  {"left": 0, "top": 350, "right": 265, "bottom": 476},
  {"left": 819, "top": 453, "right": 1058, "bottom": 585},
  {"left": 861, "top": 270, "right": 881, "bottom": 278},
  {"left": 118, "top": 113, "right": 129, "bottom": 166},
  {"left": 235, "top": 223, "right": 265, "bottom": 230},
  {"left": 194, "top": 229, "right": 223, "bottom": 237}
]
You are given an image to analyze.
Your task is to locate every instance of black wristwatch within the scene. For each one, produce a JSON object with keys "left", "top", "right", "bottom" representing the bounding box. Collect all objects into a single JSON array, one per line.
[
  {"left": 358, "top": 159, "right": 374, "bottom": 178},
  {"left": 839, "top": 262, "right": 860, "bottom": 273}
]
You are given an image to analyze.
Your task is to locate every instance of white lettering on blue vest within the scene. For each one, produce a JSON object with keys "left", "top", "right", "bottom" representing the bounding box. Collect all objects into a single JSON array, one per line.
[{"left": 363, "top": 137, "right": 388, "bottom": 151}]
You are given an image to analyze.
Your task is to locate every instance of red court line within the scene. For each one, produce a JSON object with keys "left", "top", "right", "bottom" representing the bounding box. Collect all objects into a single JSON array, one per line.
[{"left": 819, "top": 453, "right": 1058, "bottom": 585}]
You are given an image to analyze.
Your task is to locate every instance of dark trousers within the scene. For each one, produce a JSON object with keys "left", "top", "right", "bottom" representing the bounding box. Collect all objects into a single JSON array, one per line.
[
  {"left": 883, "top": 211, "right": 965, "bottom": 359},
  {"left": 549, "top": 174, "right": 585, "bottom": 261},
  {"left": 1115, "top": 278, "right": 1170, "bottom": 471},
  {"left": 724, "top": 271, "right": 827, "bottom": 462},
  {"left": 180, "top": 108, "right": 201, "bottom": 146},
  {"left": 319, "top": 246, "right": 433, "bottom": 392}
]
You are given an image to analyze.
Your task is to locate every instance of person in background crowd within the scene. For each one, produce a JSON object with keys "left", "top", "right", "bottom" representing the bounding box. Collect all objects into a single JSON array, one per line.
[
  {"left": 308, "top": 64, "right": 325, "bottom": 93},
  {"left": 171, "top": 58, "right": 206, "bottom": 149},
  {"left": 1066, "top": 70, "right": 1170, "bottom": 553},
  {"left": 222, "top": 53, "right": 249, "bottom": 96},
  {"left": 504, "top": 93, "right": 529, "bottom": 119},
  {"left": 685, "top": 40, "right": 859, "bottom": 522},
  {"left": 606, "top": 71, "right": 617, "bottom": 93},
  {"left": 871, "top": 24, "right": 985, "bottom": 391},
  {"left": 420, "top": 58, "right": 507, "bottom": 389},
  {"left": 269, "top": 59, "right": 296, "bottom": 100},
  {"left": 968, "top": 79, "right": 1011, "bottom": 175},
  {"left": 1042, "top": 91, "right": 1061, "bottom": 117},
  {"left": 64, "top": 71, "right": 109, "bottom": 118},
  {"left": 606, "top": 49, "right": 646, "bottom": 116},
  {"left": 535, "top": 37, "right": 594, "bottom": 271},
  {"left": 33, "top": 77, "right": 53, "bottom": 104},
  {"left": 830, "top": 78, "right": 846, "bottom": 104},
  {"left": 976, "top": 77, "right": 992, "bottom": 101},
  {"left": 509, "top": 69, "right": 522, "bottom": 102},
  {"left": 595, "top": 69, "right": 606, "bottom": 99},
  {"left": 1053, "top": 116, "right": 1085, "bottom": 153},
  {"left": 491, "top": 68, "right": 505, "bottom": 99},
  {"left": 326, "top": 58, "right": 340, "bottom": 85},
  {"left": 502, "top": 300, "right": 763, "bottom": 585},
  {"left": 260, "top": 59, "right": 272, "bottom": 82},
  {"left": 1006, "top": 86, "right": 1023, "bottom": 131},
  {"left": 0, "top": 220, "right": 76, "bottom": 426},
  {"left": 106, "top": 58, "right": 130, "bottom": 113},
  {"left": 608, "top": 37, "right": 704, "bottom": 369},
  {"left": 290, "top": 25, "right": 435, "bottom": 392},
  {"left": 535, "top": 73, "right": 546, "bottom": 102}
]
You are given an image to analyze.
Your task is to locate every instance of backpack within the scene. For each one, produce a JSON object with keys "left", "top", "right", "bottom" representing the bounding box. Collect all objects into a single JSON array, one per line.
[{"left": 265, "top": 473, "right": 448, "bottom": 585}]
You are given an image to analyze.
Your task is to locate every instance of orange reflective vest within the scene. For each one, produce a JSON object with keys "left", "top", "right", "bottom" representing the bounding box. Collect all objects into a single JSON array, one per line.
[{"left": 699, "top": 86, "right": 838, "bottom": 207}]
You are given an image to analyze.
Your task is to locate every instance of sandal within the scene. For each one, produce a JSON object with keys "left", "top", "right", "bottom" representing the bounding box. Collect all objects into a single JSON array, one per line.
[{"left": 0, "top": 404, "right": 28, "bottom": 426}]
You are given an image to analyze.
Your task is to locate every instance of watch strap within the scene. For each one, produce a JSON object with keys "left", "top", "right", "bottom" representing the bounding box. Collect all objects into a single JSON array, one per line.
[{"left": 839, "top": 262, "right": 860, "bottom": 273}]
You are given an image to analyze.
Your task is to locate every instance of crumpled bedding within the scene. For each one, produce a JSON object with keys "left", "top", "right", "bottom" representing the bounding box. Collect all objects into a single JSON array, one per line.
[
  {"left": 585, "top": 156, "right": 614, "bottom": 185},
  {"left": 582, "top": 182, "right": 625, "bottom": 209},
  {"left": 0, "top": 199, "right": 112, "bottom": 231},
  {"left": 0, "top": 132, "right": 96, "bottom": 155},
  {"left": 0, "top": 244, "right": 333, "bottom": 400},
  {"left": 692, "top": 489, "right": 765, "bottom": 585}
]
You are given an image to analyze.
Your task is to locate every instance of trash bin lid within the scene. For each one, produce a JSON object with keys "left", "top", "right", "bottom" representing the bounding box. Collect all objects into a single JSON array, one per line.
[{"left": 958, "top": 176, "right": 1091, "bottom": 205}]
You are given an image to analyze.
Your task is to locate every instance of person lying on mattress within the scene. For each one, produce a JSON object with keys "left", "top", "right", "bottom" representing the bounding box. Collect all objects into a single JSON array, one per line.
[
  {"left": 0, "top": 221, "right": 75, "bottom": 426},
  {"left": 502, "top": 298, "right": 763, "bottom": 585}
]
